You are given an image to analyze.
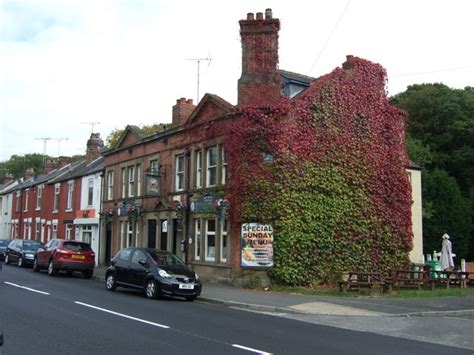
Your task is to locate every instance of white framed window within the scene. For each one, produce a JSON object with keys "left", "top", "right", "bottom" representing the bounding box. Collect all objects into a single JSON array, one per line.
[
  {"left": 52, "top": 221, "right": 58, "bottom": 239},
  {"left": 150, "top": 160, "right": 159, "bottom": 175},
  {"left": 107, "top": 170, "right": 114, "bottom": 200},
  {"left": 23, "top": 221, "right": 28, "bottom": 239},
  {"left": 53, "top": 184, "right": 60, "bottom": 212},
  {"left": 195, "top": 151, "right": 202, "bottom": 188},
  {"left": 40, "top": 221, "right": 45, "bottom": 243},
  {"left": 87, "top": 179, "right": 94, "bottom": 206},
  {"left": 65, "top": 224, "right": 73, "bottom": 240},
  {"left": 66, "top": 181, "right": 74, "bottom": 210},
  {"left": 205, "top": 219, "right": 216, "bottom": 262},
  {"left": 206, "top": 146, "right": 217, "bottom": 187},
  {"left": 121, "top": 167, "right": 126, "bottom": 198},
  {"left": 36, "top": 185, "right": 43, "bottom": 210},
  {"left": 220, "top": 219, "right": 228, "bottom": 263},
  {"left": 137, "top": 164, "right": 142, "bottom": 197},
  {"left": 24, "top": 189, "right": 29, "bottom": 212},
  {"left": 194, "top": 219, "right": 201, "bottom": 260},
  {"left": 175, "top": 155, "right": 185, "bottom": 191},
  {"left": 15, "top": 192, "right": 20, "bottom": 213},
  {"left": 35, "top": 221, "right": 41, "bottom": 241},
  {"left": 221, "top": 147, "right": 227, "bottom": 185},
  {"left": 128, "top": 166, "right": 135, "bottom": 197},
  {"left": 135, "top": 220, "right": 140, "bottom": 247}
]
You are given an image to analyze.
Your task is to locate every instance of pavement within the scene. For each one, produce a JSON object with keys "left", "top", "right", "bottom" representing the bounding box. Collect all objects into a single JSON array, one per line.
[{"left": 92, "top": 266, "right": 474, "bottom": 317}]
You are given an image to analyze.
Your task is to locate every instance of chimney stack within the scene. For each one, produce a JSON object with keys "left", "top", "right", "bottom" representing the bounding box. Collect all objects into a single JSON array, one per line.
[
  {"left": 172, "top": 98, "right": 196, "bottom": 127},
  {"left": 44, "top": 158, "right": 55, "bottom": 173},
  {"left": 3, "top": 173, "right": 14, "bottom": 184},
  {"left": 24, "top": 168, "right": 35, "bottom": 181},
  {"left": 58, "top": 156, "right": 72, "bottom": 168},
  {"left": 238, "top": 9, "right": 281, "bottom": 106},
  {"left": 86, "top": 133, "right": 104, "bottom": 163}
]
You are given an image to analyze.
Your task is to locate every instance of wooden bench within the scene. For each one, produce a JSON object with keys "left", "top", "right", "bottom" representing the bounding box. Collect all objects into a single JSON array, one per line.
[
  {"left": 390, "top": 269, "right": 425, "bottom": 290},
  {"left": 339, "top": 271, "right": 388, "bottom": 295},
  {"left": 426, "top": 270, "right": 470, "bottom": 290}
]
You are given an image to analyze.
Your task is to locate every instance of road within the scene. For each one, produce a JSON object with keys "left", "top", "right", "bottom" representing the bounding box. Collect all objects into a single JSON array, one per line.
[{"left": 0, "top": 264, "right": 471, "bottom": 355}]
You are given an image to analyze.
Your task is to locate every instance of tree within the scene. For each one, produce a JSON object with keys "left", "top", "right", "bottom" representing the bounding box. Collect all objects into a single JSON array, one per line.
[
  {"left": 422, "top": 169, "right": 472, "bottom": 260},
  {"left": 0, "top": 153, "right": 46, "bottom": 179},
  {"left": 106, "top": 123, "right": 171, "bottom": 148},
  {"left": 391, "top": 84, "right": 474, "bottom": 193}
]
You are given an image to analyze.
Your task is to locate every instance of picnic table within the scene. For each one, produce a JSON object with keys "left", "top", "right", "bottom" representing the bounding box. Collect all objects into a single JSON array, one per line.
[
  {"left": 426, "top": 270, "right": 470, "bottom": 290},
  {"left": 390, "top": 269, "right": 425, "bottom": 291},
  {"left": 338, "top": 271, "right": 387, "bottom": 294}
]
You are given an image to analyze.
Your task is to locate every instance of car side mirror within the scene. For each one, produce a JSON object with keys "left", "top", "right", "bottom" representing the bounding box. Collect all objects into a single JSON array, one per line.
[{"left": 138, "top": 259, "right": 149, "bottom": 268}]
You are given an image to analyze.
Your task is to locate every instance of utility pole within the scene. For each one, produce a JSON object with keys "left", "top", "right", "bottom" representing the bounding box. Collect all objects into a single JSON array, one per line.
[
  {"left": 186, "top": 57, "right": 211, "bottom": 103},
  {"left": 81, "top": 122, "right": 100, "bottom": 134}
]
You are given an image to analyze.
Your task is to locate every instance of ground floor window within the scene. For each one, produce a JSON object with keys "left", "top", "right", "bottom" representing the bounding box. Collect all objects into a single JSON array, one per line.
[
  {"left": 120, "top": 221, "right": 126, "bottom": 249},
  {"left": 193, "top": 217, "right": 230, "bottom": 264},
  {"left": 35, "top": 221, "right": 41, "bottom": 241},
  {"left": 52, "top": 222, "right": 58, "bottom": 239}
]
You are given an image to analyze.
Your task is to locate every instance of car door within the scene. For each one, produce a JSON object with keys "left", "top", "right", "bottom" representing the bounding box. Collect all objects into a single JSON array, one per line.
[
  {"left": 10, "top": 240, "right": 20, "bottom": 263},
  {"left": 113, "top": 248, "right": 133, "bottom": 285},
  {"left": 38, "top": 240, "right": 55, "bottom": 267},
  {"left": 129, "top": 249, "right": 149, "bottom": 288}
]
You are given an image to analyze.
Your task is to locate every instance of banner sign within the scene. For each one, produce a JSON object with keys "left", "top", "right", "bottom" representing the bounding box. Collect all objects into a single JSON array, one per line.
[
  {"left": 190, "top": 194, "right": 216, "bottom": 213},
  {"left": 241, "top": 223, "right": 274, "bottom": 268}
]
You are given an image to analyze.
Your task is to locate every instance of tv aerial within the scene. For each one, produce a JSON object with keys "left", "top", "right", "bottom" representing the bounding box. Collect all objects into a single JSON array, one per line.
[{"left": 186, "top": 54, "right": 212, "bottom": 103}]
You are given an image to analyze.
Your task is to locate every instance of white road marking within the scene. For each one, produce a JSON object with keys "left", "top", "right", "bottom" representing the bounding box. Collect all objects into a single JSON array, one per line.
[
  {"left": 232, "top": 344, "right": 273, "bottom": 354},
  {"left": 4, "top": 281, "right": 50, "bottom": 295},
  {"left": 74, "top": 301, "right": 170, "bottom": 329}
]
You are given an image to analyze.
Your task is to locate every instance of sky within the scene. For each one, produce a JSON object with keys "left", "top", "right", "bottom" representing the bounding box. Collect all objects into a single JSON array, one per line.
[{"left": 1, "top": 0, "right": 473, "bottom": 162}]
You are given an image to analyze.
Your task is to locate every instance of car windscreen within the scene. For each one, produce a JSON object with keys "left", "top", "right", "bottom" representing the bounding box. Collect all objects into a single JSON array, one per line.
[
  {"left": 0, "top": 240, "right": 10, "bottom": 247},
  {"left": 23, "top": 241, "right": 42, "bottom": 251},
  {"left": 63, "top": 242, "right": 92, "bottom": 252},
  {"left": 150, "top": 252, "right": 185, "bottom": 267}
]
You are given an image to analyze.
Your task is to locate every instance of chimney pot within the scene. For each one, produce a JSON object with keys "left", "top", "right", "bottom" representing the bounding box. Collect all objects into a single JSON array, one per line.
[
  {"left": 186, "top": 99, "right": 193, "bottom": 104},
  {"left": 265, "top": 9, "right": 272, "bottom": 20},
  {"left": 256, "top": 12, "right": 263, "bottom": 20},
  {"left": 247, "top": 13, "right": 254, "bottom": 20}
]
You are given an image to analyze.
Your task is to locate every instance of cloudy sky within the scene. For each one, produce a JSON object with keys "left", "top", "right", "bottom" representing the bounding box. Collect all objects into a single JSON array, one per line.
[{"left": 1, "top": 0, "right": 473, "bottom": 161}]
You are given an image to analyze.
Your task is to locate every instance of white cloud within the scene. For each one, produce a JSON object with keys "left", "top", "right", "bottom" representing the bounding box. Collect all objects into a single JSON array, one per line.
[{"left": 1, "top": 0, "right": 473, "bottom": 161}]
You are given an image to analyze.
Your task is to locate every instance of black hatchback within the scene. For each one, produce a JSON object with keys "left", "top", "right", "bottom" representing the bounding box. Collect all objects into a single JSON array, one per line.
[
  {"left": 105, "top": 248, "right": 202, "bottom": 301},
  {"left": 4, "top": 239, "right": 43, "bottom": 267}
]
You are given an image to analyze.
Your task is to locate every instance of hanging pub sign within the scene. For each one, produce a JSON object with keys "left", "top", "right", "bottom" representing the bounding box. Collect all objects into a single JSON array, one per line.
[
  {"left": 241, "top": 223, "right": 274, "bottom": 268},
  {"left": 145, "top": 174, "right": 160, "bottom": 196}
]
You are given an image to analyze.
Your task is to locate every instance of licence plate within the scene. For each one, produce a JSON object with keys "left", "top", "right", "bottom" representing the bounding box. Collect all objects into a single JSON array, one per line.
[
  {"left": 179, "top": 284, "right": 194, "bottom": 290},
  {"left": 71, "top": 255, "right": 85, "bottom": 260}
]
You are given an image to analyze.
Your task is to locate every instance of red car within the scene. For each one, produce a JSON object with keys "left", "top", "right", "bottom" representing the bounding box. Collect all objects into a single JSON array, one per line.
[{"left": 34, "top": 239, "right": 95, "bottom": 279}]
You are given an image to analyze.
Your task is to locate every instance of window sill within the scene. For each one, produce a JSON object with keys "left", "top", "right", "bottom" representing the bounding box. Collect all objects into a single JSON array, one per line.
[{"left": 65, "top": 209, "right": 73, "bottom": 212}]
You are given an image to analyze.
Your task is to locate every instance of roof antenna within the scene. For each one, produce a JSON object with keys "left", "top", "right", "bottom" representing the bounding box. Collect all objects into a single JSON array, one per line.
[
  {"left": 81, "top": 121, "right": 101, "bottom": 134},
  {"left": 186, "top": 54, "right": 212, "bottom": 103}
]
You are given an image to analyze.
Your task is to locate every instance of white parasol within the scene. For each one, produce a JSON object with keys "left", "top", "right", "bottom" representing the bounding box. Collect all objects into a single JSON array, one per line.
[{"left": 440, "top": 233, "right": 455, "bottom": 270}]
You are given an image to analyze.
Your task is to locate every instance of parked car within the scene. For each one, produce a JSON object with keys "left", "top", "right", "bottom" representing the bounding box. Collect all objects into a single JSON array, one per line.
[
  {"left": 4, "top": 239, "right": 43, "bottom": 267},
  {"left": 105, "top": 248, "right": 202, "bottom": 301},
  {"left": 0, "top": 239, "right": 10, "bottom": 262},
  {"left": 34, "top": 239, "right": 95, "bottom": 278}
]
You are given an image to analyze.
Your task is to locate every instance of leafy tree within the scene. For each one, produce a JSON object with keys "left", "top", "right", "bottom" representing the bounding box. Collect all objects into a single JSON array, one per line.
[
  {"left": 422, "top": 169, "right": 472, "bottom": 260},
  {"left": 391, "top": 84, "right": 474, "bottom": 193},
  {"left": 106, "top": 123, "right": 171, "bottom": 148},
  {"left": 0, "top": 153, "right": 46, "bottom": 179},
  {"left": 406, "top": 137, "right": 433, "bottom": 168}
]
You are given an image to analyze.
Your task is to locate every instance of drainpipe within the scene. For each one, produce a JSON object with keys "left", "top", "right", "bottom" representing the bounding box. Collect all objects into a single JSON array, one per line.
[{"left": 184, "top": 148, "right": 192, "bottom": 265}]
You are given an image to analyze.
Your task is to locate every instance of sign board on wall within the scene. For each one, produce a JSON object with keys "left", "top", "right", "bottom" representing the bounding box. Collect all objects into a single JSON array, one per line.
[
  {"left": 241, "top": 223, "right": 274, "bottom": 268},
  {"left": 145, "top": 174, "right": 160, "bottom": 196}
]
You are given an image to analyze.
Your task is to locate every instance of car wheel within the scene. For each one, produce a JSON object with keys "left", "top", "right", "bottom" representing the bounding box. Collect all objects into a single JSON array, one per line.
[
  {"left": 5, "top": 254, "right": 10, "bottom": 264},
  {"left": 186, "top": 295, "right": 197, "bottom": 302},
  {"left": 33, "top": 258, "right": 40, "bottom": 272},
  {"left": 18, "top": 257, "right": 23, "bottom": 267},
  {"left": 83, "top": 270, "right": 93, "bottom": 279},
  {"left": 145, "top": 280, "right": 158, "bottom": 299},
  {"left": 105, "top": 273, "right": 116, "bottom": 291},
  {"left": 47, "top": 261, "right": 57, "bottom": 276}
]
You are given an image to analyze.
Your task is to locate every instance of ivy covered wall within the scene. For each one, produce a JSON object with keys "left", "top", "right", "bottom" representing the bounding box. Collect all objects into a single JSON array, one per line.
[{"left": 225, "top": 56, "right": 413, "bottom": 286}]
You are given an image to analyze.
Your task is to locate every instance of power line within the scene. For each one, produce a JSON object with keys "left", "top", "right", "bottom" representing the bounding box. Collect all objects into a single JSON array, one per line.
[{"left": 308, "top": 1, "right": 351, "bottom": 75}]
